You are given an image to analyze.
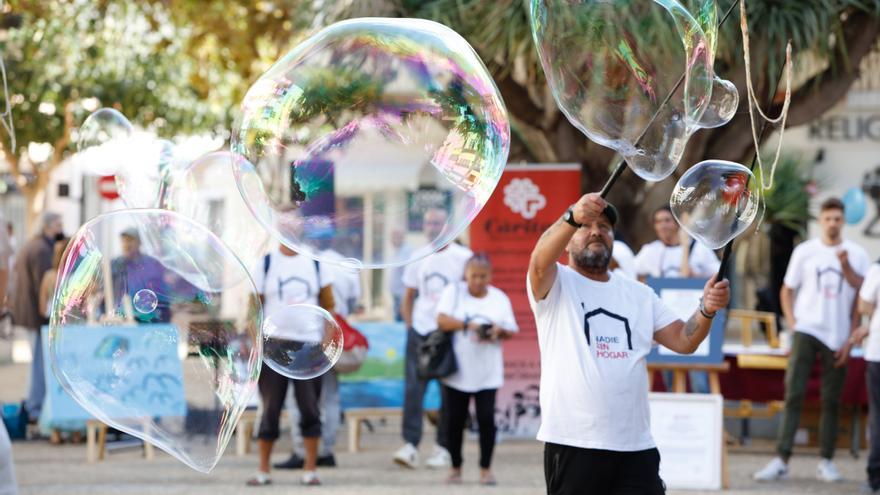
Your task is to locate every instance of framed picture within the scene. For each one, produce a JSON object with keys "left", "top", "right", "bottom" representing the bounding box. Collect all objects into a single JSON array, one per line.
[{"left": 645, "top": 277, "right": 726, "bottom": 364}]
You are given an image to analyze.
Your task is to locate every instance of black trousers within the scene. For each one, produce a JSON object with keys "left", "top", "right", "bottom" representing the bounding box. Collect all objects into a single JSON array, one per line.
[
  {"left": 257, "top": 363, "right": 322, "bottom": 440},
  {"left": 544, "top": 443, "right": 665, "bottom": 495},
  {"left": 868, "top": 362, "right": 880, "bottom": 490},
  {"left": 444, "top": 385, "right": 496, "bottom": 469}
]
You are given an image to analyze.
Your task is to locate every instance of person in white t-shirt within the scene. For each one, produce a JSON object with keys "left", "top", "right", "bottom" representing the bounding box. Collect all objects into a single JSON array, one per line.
[
  {"left": 393, "top": 208, "right": 473, "bottom": 469},
  {"left": 247, "top": 236, "right": 337, "bottom": 487},
  {"left": 634, "top": 205, "right": 720, "bottom": 281},
  {"left": 390, "top": 230, "right": 413, "bottom": 321},
  {"left": 436, "top": 254, "right": 517, "bottom": 485},
  {"left": 611, "top": 240, "right": 637, "bottom": 279},
  {"left": 754, "top": 197, "right": 869, "bottom": 483},
  {"left": 852, "top": 262, "right": 880, "bottom": 493},
  {"left": 527, "top": 193, "right": 729, "bottom": 495},
  {"left": 636, "top": 205, "right": 719, "bottom": 394},
  {"left": 275, "top": 241, "right": 359, "bottom": 471}
]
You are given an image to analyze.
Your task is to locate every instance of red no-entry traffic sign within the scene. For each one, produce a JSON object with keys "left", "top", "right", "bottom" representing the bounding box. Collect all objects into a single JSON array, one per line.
[{"left": 98, "top": 175, "right": 119, "bottom": 200}]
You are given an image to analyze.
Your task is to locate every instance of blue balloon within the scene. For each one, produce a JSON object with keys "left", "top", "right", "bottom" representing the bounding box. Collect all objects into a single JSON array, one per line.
[{"left": 843, "top": 187, "right": 867, "bottom": 225}]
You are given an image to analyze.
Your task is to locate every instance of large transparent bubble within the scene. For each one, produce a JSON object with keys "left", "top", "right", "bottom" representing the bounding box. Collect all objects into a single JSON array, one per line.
[
  {"left": 670, "top": 160, "right": 758, "bottom": 249},
  {"left": 231, "top": 18, "right": 510, "bottom": 269},
  {"left": 530, "top": 0, "right": 715, "bottom": 181},
  {"left": 48, "top": 209, "right": 262, "bottom": 473},
  {"left": 683, "top": 0, "right": 739, "bottom": 129},
  {"left": 161, "top": 151, "right": 271, "bottom": 275},
  {"left": 263, "top": 304, "right": 343, "bottom": 380},
  {"left": 115, "top": 137, "right": 176, "bottom": 209},
  {"left": 697, "top": 77, "right": 739, "bottom": 129},
  {"left": 75, "top": 108, "right": 134, "bottom": 176}
]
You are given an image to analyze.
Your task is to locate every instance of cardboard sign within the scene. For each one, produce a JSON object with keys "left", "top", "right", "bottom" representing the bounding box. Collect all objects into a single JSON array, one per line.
[
  {"left": 650, "top": 393, "right": 724, "bottom": 490},
  {"left": 41, "top": 324, "right": 185, "bottom": 429}
]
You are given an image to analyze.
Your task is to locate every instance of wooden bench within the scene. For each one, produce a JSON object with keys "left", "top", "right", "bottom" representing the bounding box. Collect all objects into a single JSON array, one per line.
[
  {"left": 86, "top": 419, "right": 154, "bottom": 463},
  {"left": 234, "top": 409, "right": 288, "bottom": 456},
  {"left": 234, "top": 407, "right": 437, "bottom": 454},
  {"left": 346, "top": 407, "right": 402, "bottom": 453}
]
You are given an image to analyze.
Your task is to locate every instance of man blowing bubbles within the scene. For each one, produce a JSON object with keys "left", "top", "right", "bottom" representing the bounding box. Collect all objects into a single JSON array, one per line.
[{"left": 527, "top": 193, "right": 730, "bottom": 495}]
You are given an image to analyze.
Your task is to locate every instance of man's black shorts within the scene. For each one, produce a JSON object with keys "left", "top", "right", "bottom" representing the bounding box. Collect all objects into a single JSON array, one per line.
[{"left": 544, "top": 442, "right": 666, "bottom": 495}]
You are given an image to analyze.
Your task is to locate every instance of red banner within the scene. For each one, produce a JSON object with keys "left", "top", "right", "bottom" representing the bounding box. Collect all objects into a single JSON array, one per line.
[{"left": 470, "top": 164, "right": 581, "bottom": 438}]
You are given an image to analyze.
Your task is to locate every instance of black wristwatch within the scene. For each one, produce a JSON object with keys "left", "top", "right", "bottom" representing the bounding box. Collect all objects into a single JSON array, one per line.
[
  {"left": 563, "top": 206, "right": 582, "bottom": 228},
  {"left": 699, "top": 298, "right": 717, "bottom": 319}
]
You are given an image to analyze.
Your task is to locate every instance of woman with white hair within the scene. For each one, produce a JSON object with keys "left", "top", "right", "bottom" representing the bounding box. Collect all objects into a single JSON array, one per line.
[{"left": 435, "top": 253, "right": 518, "bottom": 485}]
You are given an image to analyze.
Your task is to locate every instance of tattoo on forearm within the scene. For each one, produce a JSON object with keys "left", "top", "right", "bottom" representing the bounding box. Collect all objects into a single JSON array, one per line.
[
  {"left": 684, "top": 314, "right": 700, "bottom": 337},
  {"left": 539, "top": 218, "right": 566, "bottom": 240}
]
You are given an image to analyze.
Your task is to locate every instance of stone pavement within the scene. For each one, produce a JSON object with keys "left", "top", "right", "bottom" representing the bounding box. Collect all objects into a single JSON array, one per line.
[
  {"left": 7, "top": 419, "right": 872, "bottom": 495},
  {"left": 0, "top": 347, "right": 872, "bottom": 494}
]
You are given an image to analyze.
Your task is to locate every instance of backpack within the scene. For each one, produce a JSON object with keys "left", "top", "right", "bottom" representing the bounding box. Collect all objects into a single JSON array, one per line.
[{"left": 262, "top": 253, "right": 369, "bottom": 374}]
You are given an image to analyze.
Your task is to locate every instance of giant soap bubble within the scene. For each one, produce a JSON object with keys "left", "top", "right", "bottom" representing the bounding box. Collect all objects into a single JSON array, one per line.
[
  {"left": 231, "top": 18, "right": 509, "bottom": 269},
  {"left": 115, "top": 137, "right": 176, "bottom": 209},
  {"left": 530, "top": 0, "right": 715, "bottom": 180},
  {"left": 48, "top": 209, "right": 262, "bottom": 473},
  {"left": 76, "top": 108, "right": 134, "bottom": 176},
  {"left": 161, "top": 151, "right": 271, "bottom": 275},
  {"left": 263, "top": 304, "right": 343, "bottom": 380},
  {"left": 670, "top": 160, "right": 758, "bottom": 249},
  {"left": 683, "top": 0, "right": 739, "bottom": 129}
]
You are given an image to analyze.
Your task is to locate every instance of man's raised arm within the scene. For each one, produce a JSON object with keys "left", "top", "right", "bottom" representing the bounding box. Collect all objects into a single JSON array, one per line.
[{"left": 528, "top": 193, "right": 607, "bottom": 300}]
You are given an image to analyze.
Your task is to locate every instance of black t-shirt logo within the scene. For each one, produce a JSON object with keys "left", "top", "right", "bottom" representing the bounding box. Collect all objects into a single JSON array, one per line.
[
  {"left": 816, "top": 267, "right": 843, "bottom": 298},
  {"left": 581, "top": 304, "right": 633, "bottom": 360}
]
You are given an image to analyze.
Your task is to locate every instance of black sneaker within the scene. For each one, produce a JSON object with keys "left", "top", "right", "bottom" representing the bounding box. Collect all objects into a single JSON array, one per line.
[
  {"left": 273, "top": 453, "right": 304, "bottom": 470},
  {"left": 317, "top": 454, "right": 336, "bottom": 467}
]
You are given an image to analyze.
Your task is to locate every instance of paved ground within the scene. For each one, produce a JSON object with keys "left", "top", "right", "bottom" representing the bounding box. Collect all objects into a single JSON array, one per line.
[
  {"left": 7, "top": 430, "right": 873, "bottom": 494},
  {"left": 1, "top": 336, "right": 873, "bottom": 494}
]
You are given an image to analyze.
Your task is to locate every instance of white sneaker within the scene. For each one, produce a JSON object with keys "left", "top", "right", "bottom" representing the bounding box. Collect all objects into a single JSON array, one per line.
[
  {"left": 425, "top": 445, "right": 451, "bottom": 469},
  {"left": 753, "top": 457, "right": 789, "bottom": 481},
  {"left": 393, "top": 443, "right": 419, "bottom": 469},
  {"left": 817, "top": 459, "right": 842, "bottom": 482}
]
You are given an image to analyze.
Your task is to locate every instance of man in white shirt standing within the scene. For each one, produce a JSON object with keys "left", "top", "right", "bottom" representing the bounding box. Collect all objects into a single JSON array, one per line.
[
  {"left": 634, "top": 206, "right": 720, "bottom": 281},
  {"left": 276, "top": 241, "right": 361, "bottom": 470},
  {"left": 527, "top": 193, "right": 729, "bottom": 494},
  {"left": 390, "top": 230, "right": 413, "bottom": 321},
  {"left": 393, "top": 208, "right": 472, "bottom": 469},
  {"left": 755, "top": 197, "right": 869, "bottom": 483}
]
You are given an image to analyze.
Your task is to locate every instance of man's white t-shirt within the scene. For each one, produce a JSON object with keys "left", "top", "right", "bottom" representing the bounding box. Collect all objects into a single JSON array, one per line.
[
  {"left": 784, "top": 238, "right": 869, "bottom": 351},
  {"left": 251, "top": 248, "right": 335, "bottom": 341},
  {"left": 859, "top": 263, "right": 880, "bottom": 362},
  {"left": 634, "top": 239, "right": 720, "bottom": 279},
  {"left": 527, "top": 264, "right": 679, "bottom": 451},
  {"left": 320, "top": 249, "right": 361, "bottom": 317},
  {"left": 402, "top": 243, "right": 473, "bottom": 335},
  {"left": 436, "top": 282, "right": 518, "bottom": 393}
]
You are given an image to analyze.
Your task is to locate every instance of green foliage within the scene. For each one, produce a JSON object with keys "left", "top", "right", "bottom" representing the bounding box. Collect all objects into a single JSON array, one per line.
[
  {"left": 3, "top": 0, "right": 232, "bottom": 161},
  {"left": 761, "top": 154, "right": 818, "bottom": 234}
]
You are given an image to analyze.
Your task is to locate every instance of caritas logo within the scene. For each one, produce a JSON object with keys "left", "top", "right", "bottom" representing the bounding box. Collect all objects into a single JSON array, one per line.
[{"left": 503, "top": 178, "right": 547, "bottom": 220}]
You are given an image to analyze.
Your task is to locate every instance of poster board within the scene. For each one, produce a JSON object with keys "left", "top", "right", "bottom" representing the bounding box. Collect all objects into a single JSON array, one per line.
[
  {"left": 650, "top": 392, "right": 724, "bottom": 490},
  {"left": 469, "top": 164, "right": 582, "bottom": 438},
  {"left": 338, "top": 322, "right": 440, "bottom": 410},
  {"left": 40, "top": 324, "right": 185, "bottom": 430},
  {"left": 645, "top": 277, "right": 726, "bottom": 364}
]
